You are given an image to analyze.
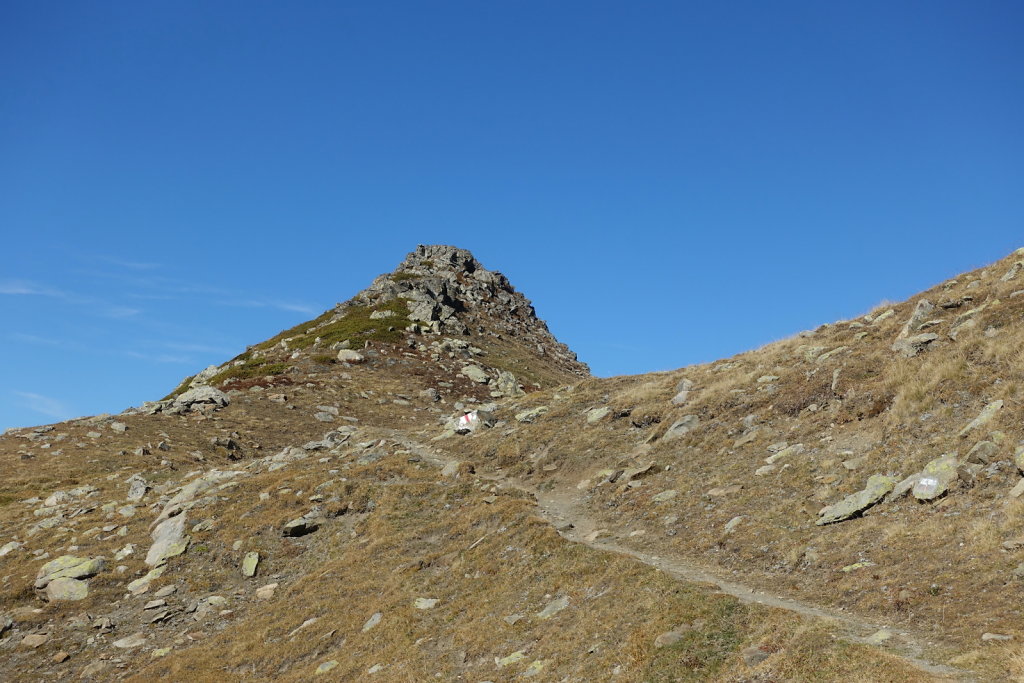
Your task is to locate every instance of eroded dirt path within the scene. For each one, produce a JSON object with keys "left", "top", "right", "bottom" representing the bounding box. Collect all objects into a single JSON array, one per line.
[{"left": 388, "top": 429, "right": 974, "bottom": 681}]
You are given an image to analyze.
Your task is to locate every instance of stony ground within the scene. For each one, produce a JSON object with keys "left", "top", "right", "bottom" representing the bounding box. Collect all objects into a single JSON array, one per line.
[{"left": 3, "top": 245, "right": 1024, "bottom": 681}]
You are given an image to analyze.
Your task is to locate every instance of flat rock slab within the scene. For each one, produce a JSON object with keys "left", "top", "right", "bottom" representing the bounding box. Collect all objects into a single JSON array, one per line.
[{"left": 817, "top": 474, "right": 896, "bottom": 525}]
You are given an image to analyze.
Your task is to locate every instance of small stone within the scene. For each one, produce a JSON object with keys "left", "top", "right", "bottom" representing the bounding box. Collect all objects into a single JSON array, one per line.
[
  {"left": 982, "top": 632, "right": 1014, "bottom": 642},
  {"left": 21, "top": 633, "right": 49, "bottom": 648},
  {"left": 152, "top": 648, "right": 172, "bottom": 658},
  {"left": 362, "top": 612, "right": 383, "bottom": 632},
  {"left": 460, "top": 364, "right": 489, "bottom": 383},
  {"left": 652, "top": 489, "right": 678, "bottom": 503},
  {"left": 316, "top": 660, "right": 339, "bottom": 675},
  {"left": 536, "top": 595, "right": 570, "bottom": 620},
  {"left": 817, "top": 474, "right": 896, "bottom": 525},
  {"left": 143, "top": 599, "right": 167, "bottom": 610},
  {"left": 256, "top": 583, "right": 278, "bottom": 600},
  {"left": 515, "top": 406, "right": 549, "bottom": 423},
  {"left": 654, "top": 630, "right": 684, "bottom": 648},
  {"left": 586, "top": 407, "right": 611, "bottom": 425},
  {"left": 113, "top": 633, "right": 147, "bottom": 649},
  {"left": 110, "top": 422, "right": 128, "bottom": 433},
  {"left": 241, "top": 551, "right": 260, "bottom": 577},
  {"left": 414, "top": 597, "right": 438, "bottom": 609},
  {"left": 53, "top": 651, "right": 70, "bottom": 663},
  {"left": 865, "top": 629, "right": 892, "bottom": 645},
  {"left": 282, "top": 517, "right": 320, "bottom": 537}
]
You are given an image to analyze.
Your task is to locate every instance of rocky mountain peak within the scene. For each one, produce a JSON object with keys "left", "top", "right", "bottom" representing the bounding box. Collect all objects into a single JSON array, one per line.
[{"left": 340, "top": 244, "right": 588, "bottom": 375}]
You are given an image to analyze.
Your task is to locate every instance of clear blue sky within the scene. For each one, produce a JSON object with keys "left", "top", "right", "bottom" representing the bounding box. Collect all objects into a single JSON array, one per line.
[{"left": 2, "top": 1, "right": 1022, "bottom": 430}]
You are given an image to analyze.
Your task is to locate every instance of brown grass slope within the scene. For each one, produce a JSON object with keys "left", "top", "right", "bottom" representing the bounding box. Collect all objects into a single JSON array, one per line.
[{"left": 2, "top": 246, "right": 1024, "bottom": 680}]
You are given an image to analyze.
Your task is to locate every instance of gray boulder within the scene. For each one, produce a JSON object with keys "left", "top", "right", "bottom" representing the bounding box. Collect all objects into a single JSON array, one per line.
[
  {"left": 817, "top": 474, "right": 896, "bottom": 525},
  {"left": 912, "top": 453, "right": 959, "bottom": 500},
  {"left": 663, "top": 415, "right": 699, "bottom": 441},
  {"left": 891, "top": 333, "right": 939, "bottom": 358},
  {"left": 172, "top": 386, "right": 230, "bottom": 412},
  {"left": 35, "top": 555, "right": 106, "bottom": 588}
]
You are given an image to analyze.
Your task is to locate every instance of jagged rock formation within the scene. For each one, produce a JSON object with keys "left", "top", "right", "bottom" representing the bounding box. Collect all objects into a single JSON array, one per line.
[{"left": 344, "top": 244, "right": 587, "bottom": 375}]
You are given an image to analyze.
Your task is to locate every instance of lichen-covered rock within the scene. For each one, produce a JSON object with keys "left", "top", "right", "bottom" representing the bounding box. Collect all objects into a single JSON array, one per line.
[
  {"left": 172, "top": 386, "right": 230, "bottom": 412},
  {"left": 45, "top": 577, "right": 89, "bottom": 601},
  {"left": 35, "top": 555, "right": 106, "bottom": 589},
  {"left": 912, "top": 454, "right": 960, "bottom": 500},
  {"left": 817, "top": 474, "right": 896, "bottom": 525}
]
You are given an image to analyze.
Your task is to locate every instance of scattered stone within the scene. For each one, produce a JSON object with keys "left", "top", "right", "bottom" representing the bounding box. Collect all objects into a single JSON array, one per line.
[
  {"left": 651, "top": 490, "right": 678, "bottom": 503},
  {"left": 654, "top": 630, "right": 685, "bottom": 648},
  {"left": 460, "top": 364, "right": 489, "bottom": 384},
  {"left": 817, "top": 474, "right": 896, "bottom": 525},
  {"left": 256, "top": 583, "right": 278, "bottom": 600},
  {"left": 282, "top": 517, "right": 320, "bottom": 537},
  {"left": 21, "top": 633, "right": 49, "bottom": 648},
  {"left": 707, "top": 485, "right": 742, "bottom": 497},
  {"left": 504, "top": 614, "right": 524, "bottom": 626},
  {"left": 53, "top": 651, "right": 70, "bottom": 663},
  {"left": 127, "top": 566, "right": 166, "bottom": 594},
  {"left": 316, "top": 661, "right": 339, "bottom": 675},
  {"left": 35, "top": 555, "right": 106, "bottom": 589},
  {"left": 671, "top": 379, "right": 694, "bottom": 405},
  {"left": 966, "top": 441, "right": 998, "bottom": 465},
  {"left": 0, "top": 540, "right": 23, "bottom": 557},
  {"left": 586, "top": 407, "right": 611, "bottom": 425},
  {"left": 110, "top": 421, "right": 128, "bottom": 433},
  {"left": 172, "top": 386, "right": 230, "bottom": 413},
  {"left": 663, "top": 415, "right": 699, "bottom": 441},
  {"left": 414, "top": 597, "right": 438, "bottom": 609},
  {"left": 113, "top": 633, "right": 147, "bottom": 649},
  {"left": 516, "top": 406, "right": 549, "bottom": 423},
  {"left": 1009, "top": 480, "right": 1024, "bottom": 498},
  {"left": 724, "top": 516, "right": 744, "bottom": 533},
  {"left": 45, "top": 577, "right": 89, "bottom": 601},
  {"left": 336, "top": 349, "right": 365, "bottom": 363},
  {"left": 765, "top": 443, "right": 804, "bottom": 465},
  {"left": 496, "top": 651, "right": 526, "bottom": 668},
  {"left": 865, "top": 629, "right": 892, "bottom": 645},
  {"left": 982, "top": 632, "right": 1014, "bottom": 642},
  {"left": 362, "top": 612, "right": 383, "bottom": 632},
  {"left": 146, "top": 515, "right": 190, "bottom": 567},
  {"left": 959, "top": 401, "right": 1003, "bottom": 437},
  {"left": 536, "top": 595, "right": 570, "bottom": 619},
  {"left": 494, "top": 370, "right": 524, "bottom": 397},
  {"left": 241, "top": 551, "right": 260, "bottom": 577},
  {"left": 143, "top": 599, "right": 167, "bottom": 610},
  {"left": 912, "top": 454, "right": 960, "bottom": 501},
  {"left": 891, "top": 333, "right": 939, "bottom": 357}
]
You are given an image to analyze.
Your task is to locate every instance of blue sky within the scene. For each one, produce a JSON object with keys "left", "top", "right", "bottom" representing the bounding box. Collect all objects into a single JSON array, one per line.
[{"left": 2, "top": 1, "right": 1022, "bottom": 430}]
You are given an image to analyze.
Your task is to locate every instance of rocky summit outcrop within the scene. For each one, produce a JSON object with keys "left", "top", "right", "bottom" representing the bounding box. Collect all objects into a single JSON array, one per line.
[{"left": 344, "top": 245, "right": 588, "bottom": 376}]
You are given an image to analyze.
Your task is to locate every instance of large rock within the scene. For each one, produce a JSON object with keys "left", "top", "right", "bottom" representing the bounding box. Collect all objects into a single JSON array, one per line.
[
  {"left": 145, "top": 515, "right": 190, "bottom": 567},
  {"left": 586, "top": 407, "right": 611, "bottom": 425},
  {"left": 172, "top": 386, "right": 230, "bottom": 412},
  {"left": 336, "top": 349, "right": 365, "bottom": 363},
  {"left": 45, "top": 577, "right": 89, "bottom": 601},
  {"left": 663, "top": 415, "right": 699, "bottom": 441},
  {"left": 35, "top": 555, "right": 106, "bottom": 589},
  {"left": 460, "top": 364, "right": 489, "bottom": 384},
  {"left": 671, "top": 379, "right": 694, "bottom": 405},
  {"left": 897, "top": 299, "right": 935, "bottom": 338},
  {"left": 817, "top": 474, "right": 896, "bottom": 525},
  {"left": 891, "top": 333, "right": 938, "bottom": 358},
  {"left": 912, "top": 453, "right": 960, "bottom": 500},
  {"left": 494, "top": 370, "right": 524, "bottom": 397}
]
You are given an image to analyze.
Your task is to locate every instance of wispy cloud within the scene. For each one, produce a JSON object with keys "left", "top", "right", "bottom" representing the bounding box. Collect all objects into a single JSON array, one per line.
[
  {"left": 0, "top": 279, "right": 142, "bottom": 318},
  {"left": 122, "top": 351, "right": 193, "bottom": 364},
  {"left": 92, "top": 255, "right": 161, "bottom": 270},
  {"left": 13, "top": 391, "right": 73, "bottom": 420},
  {"left": 215, "top": 299, "right": 320, "bottom": 315}
]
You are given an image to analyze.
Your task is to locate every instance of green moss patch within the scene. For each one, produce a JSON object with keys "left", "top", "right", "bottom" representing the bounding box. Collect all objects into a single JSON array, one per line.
[
  {"left": 287, "top": 299, "right": 410, "bottom": 350},
  {"left": 207, "top": 360, "right": 289, "bottom": 386}
]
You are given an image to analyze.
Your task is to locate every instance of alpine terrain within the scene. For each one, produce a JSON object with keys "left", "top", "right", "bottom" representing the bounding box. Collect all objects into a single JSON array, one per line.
[{"left": 4, "top": 244, "right": 1024, "bottom": 681}]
